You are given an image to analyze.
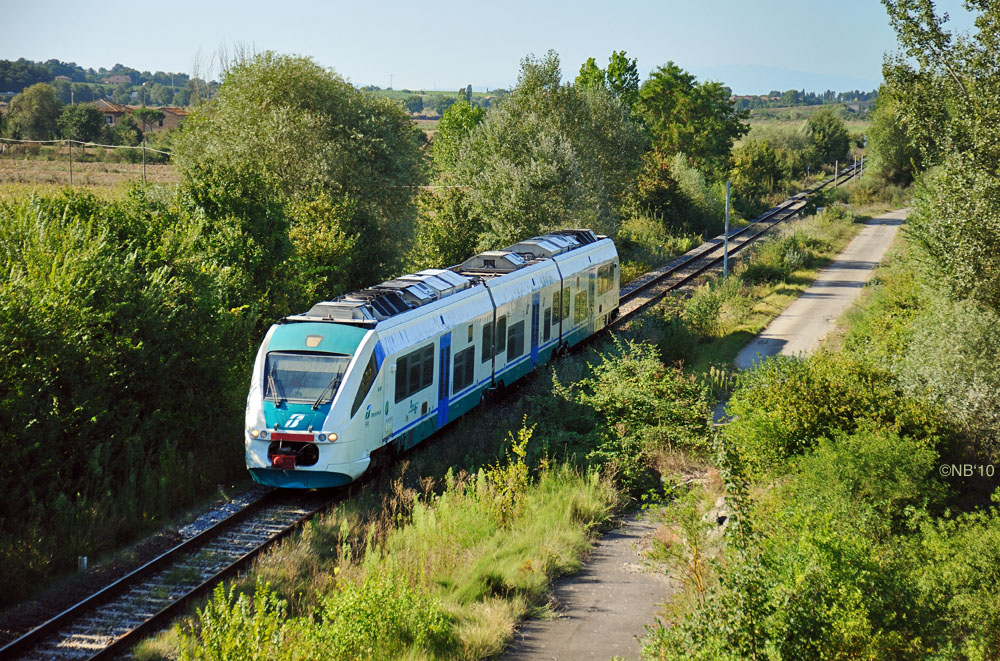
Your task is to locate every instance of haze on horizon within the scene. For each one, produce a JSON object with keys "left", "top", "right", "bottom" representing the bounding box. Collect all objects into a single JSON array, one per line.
[{"left": 1, "top": 0, "right": 976, "bottom": 94}]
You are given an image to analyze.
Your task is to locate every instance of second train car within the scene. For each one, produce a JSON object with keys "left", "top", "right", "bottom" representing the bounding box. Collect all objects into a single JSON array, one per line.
[{"left": 245, "top": 229, "right": 619, "bottom": 488}]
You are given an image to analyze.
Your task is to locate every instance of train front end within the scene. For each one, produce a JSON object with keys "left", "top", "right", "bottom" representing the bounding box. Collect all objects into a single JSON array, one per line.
[{"left": 245, "top": 321, "right": 381, "bottom": 489}]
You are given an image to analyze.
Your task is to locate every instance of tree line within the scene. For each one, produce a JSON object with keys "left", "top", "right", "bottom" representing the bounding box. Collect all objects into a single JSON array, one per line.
[{"left": 0, "top": 82, "right": 166, "bottom": 150}]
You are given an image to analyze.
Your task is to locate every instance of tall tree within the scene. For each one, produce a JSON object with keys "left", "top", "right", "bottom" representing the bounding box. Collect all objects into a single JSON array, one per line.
[
  {"left": 130, "top": 107, "right": 165, "bottom": 134},
  {"left": 174, "top": 51, "right": 426, "bottom": 286},
  {"left": 432, "top": 99, "right": 485, "bottom": 171},
  {"left": 606, "top": 50, "right": 640, "bottom": 109},
  {"left": 57, "top": 103, "right": 104, "bottom": 142},
  {"left": 805, "top": 107, "right": 850, "bottom": 166},
  {"left": 5, "top": 83, "right": 62, "bottom": 139},
  {"left": 882, "top": 0, "right": 1000, "bottom": 309},
  {"left": 428, "top": 51, "right": 645, "bottom": 249},
  {"left": 636, "top": 61, "right": 748, "bottom": 178},
  {"left": 866, "top": 86, "right": 922, "bottom": 185},
  {"left": 576, "top": 57, "right": 606, "bottom": 91}
]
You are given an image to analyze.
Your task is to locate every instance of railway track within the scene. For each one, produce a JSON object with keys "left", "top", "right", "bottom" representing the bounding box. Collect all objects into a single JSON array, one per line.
[
  {"left": 614, "top": 162, "right": 859, "bottom": 324},
  {"left": 0, "top": 162, "right": 859, "bottom": 661},
  {"left": 0, "top": 490, "right": 332, "bottom": 660}
]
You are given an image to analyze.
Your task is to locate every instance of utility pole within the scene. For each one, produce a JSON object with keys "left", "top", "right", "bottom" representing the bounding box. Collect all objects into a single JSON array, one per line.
[
  {"left": 835, "top": 160, "right": 839, "bottom": 186},
  {"left": 724, "top": 180, "right": 731, "bottom": 277},
  {"left": 142, "top": 137, "right": 146, "bottom": 185},
  {"left": 67, "top": 140, "right": 73, "bottom": 185}
]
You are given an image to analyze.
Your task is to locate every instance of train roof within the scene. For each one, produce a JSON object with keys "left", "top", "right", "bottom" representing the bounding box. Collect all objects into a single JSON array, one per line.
[{"left": 283, "top": 229, "right": 605, "bottom": 328}]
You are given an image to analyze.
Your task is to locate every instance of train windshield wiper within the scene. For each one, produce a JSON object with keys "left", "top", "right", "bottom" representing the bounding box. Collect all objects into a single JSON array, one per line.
[
  {"left": 312, "top": 375, "right": 342, "bottom": 409},
  {"left": 267, "top": 368, "right": 283, "bottom": 405}
]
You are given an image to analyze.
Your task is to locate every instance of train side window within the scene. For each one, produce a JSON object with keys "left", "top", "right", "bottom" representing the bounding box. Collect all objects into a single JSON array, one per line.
[
  {"left": 395, "top": 343, "right": 434, "bottom": 403},
  {"left": 467, "top": 324, "right": 474, "bottom": 343},
  {"left": 552, "top": 290, "right": 561, "bottom": 322},
  {"left": 420, "top": 344, "right": 434, "bottom": 390},
  {"left": 351, "top": 353, "right": 379, "bottom": 417},
  {"left": 507, "top": 321, "right": 525, "bottom": 361},
  {"left": 562, "top": 287, "right": 570, "bottom": 321},
  {"left": 597, "top": 264, "right": 612, "bottom": 295},
  {"left": 453, "top": 346, "right": 475, "bottom": 393},
  {"left": 574, "top": 291, "right": 587, "bottom": 323},
  {"left": 495, "top": 315, "right": 507, "bottom": 356},
  {"left": 482, "top": 323, "right": 493, "bottom": 363},
  {"left": 543, "top": 308, "right": 551, "bottom": 342}
]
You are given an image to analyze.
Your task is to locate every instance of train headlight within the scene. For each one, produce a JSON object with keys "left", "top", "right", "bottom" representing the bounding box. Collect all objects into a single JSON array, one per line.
[
  {"left": 328, "top": 433, "right": 338, "bottom": 442},
  {"left": 317, "top": 433, "right": 326, "bottom": 442},
  {"left": 250, "top": 428, "right": 260, "bottom": 438},
  {"left": 260, "top": 430, "right": 269, "bottom": 440}
]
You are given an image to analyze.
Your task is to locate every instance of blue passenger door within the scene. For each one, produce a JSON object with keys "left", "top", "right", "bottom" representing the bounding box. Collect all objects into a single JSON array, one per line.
[
  {"left": 437, "top": 333, "right": 451, "bottom": 428},
  {"left": 530, "top": 292, "right": 540, "bottom": 365}
]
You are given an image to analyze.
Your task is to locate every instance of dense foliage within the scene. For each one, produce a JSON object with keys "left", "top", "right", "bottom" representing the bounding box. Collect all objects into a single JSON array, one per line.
[
  {"left": 174, "top": 52, "right": 427, "bottom": 287},
  {"left": 415, "top": 51, "right": 646, "bottom": 260},
  {"left": 414, "top": 51, "right": 756, "bottom": 269},
  {"left": 0, "top": 189, "right": 259, "bottom": 598},
  {"left": 880, "top": 0, "right": 1000, "bottom": 311}
]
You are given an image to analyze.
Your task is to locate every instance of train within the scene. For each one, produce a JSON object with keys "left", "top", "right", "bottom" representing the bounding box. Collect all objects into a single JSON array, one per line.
[{"left": 245, "top": 229, "right": 620, "bottom": 488}]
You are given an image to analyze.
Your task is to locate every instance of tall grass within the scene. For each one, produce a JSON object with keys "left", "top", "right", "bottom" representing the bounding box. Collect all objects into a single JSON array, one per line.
[{"left": 177, "top": 425, "right": 620, "bottom": 660}]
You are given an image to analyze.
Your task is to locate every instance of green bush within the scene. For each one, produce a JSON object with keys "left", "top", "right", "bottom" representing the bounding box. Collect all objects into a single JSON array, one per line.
[
  {"left": 724, "top": 352, "right": 952, "bottom": 476},
  {"left": 898, "top": 297, "right": 1000, "bottom": 458},
  {"left": 530, "top": 338, "right": 710, "bottom": 496},
  {"left": 645, "top": 430, "right": 949, "bottom": 660}
]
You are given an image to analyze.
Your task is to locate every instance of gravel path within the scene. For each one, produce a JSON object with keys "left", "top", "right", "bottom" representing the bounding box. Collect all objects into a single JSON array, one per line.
[
  {"left": 734, "top": 209, "right": 905, "bottom": 369},
  {"left": 503, "top": 513, "right": 673, "bottom": 660}
]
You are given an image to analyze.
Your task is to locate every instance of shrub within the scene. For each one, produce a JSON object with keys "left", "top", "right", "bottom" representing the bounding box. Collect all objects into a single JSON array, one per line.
[
  {"left": 899, "top": 297, "right": 1000, "bottom": 458},
  {"left": 724, "top": 352, "right": 953, "bottom": 476}
]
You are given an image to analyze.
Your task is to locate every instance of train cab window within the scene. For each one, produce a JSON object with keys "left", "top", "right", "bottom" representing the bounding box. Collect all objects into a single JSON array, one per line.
[
  {"left": 574, "top": 291, "right": 588, "bottom": 323},
  {"left": 395, "top": 343, "right": 434, "bottom": 403},
  {"left": 264, "top": 352, "right": 351, "bottom": 406},
  {"left": 507, "top": 321, "right": 525, "bottom": 361},
  {"left": 543, "top": 308, "right": 551, "bottom": 342},
  {"left": 453, "top": 346, "right": 475, "bottom": 393},
  {"left": 495, "top": 316, "right": 507, "bottom": 356},
  {"left": 482, "top": 323, "right": 493, "bottom": 363},
  {"left": 351, "top": 353, "right": 379, "bottom": 417}
]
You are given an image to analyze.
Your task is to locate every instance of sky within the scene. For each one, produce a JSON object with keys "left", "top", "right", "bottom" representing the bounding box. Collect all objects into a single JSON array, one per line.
[{"left": 1, "top": 0, "right": 977, "bottom": 94}]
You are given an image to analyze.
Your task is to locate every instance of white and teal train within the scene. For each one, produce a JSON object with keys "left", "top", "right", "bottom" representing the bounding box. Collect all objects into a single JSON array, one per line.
[{"left": 245, "top": 230, "right": 619, "bottom": 488}]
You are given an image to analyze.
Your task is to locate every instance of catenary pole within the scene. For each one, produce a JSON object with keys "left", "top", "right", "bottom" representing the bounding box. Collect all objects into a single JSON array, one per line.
[{"left": 724, "top": 180, "right": 730, "bottom": 277}]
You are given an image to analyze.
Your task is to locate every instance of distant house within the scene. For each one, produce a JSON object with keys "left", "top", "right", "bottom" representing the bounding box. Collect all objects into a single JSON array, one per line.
[
  {"left": 54, "top": 75, "right": 72, "bottom": 82},
  {"left": 159, "top": 107, "right": 188, "bottom": 130},
  {"left": 94, "top": 99, "right": 188, "bottom": 133},
  {"left": 103, "top": 74, "right": 132, "bottom": 85},
  {"left": 95, "top": 99, "right": 127, "bottom": 126}
]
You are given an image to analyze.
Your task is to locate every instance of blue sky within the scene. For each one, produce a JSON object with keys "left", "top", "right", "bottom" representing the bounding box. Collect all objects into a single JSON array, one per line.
[{"left": 2, "top": 0, "right": 976, "bottom": 94}]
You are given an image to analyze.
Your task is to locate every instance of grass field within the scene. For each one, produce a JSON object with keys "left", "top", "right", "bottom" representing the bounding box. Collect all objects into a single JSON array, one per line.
[{"left": 0, "top": 158, "right": 179, "bottom": 192}]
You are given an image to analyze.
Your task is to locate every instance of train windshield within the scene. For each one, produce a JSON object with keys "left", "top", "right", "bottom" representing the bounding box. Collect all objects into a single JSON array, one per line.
[{"left": 264, "top": 352, "right": 352, "bottom": 406}]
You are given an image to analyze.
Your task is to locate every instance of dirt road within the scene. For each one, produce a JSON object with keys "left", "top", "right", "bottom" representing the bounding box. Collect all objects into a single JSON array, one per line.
[{"left": 734, "top": 209, "right": 905, "bottom": 369}]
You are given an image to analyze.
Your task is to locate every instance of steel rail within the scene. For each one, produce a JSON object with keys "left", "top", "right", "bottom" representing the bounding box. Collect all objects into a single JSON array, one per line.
[{"left": 0, "top": 490, "right": 334, "bottom": 660}]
